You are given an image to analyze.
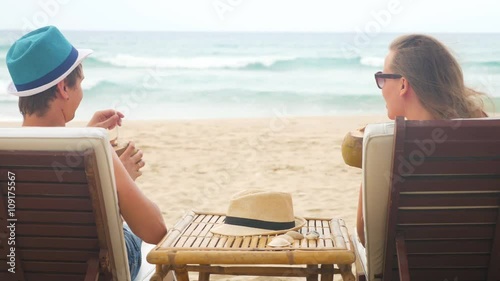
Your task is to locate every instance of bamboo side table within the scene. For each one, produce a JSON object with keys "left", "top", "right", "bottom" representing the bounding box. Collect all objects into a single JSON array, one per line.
[{"left": 147, "top": 211, "right": 355, "bottom": 281}]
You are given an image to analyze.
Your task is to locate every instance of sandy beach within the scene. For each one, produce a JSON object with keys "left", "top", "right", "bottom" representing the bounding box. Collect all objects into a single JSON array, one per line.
[
  {"left": 1, "top": 115, "right": 391, "bottom": 280},
  {"left": 118, "top": 115, "right": 391, "bottom": 281},
  {"left": 125, "top": 115, "right": 391, "bottom": 280},
  {"left": 111, "top": 116, "right": 390, "bottom": 228}
]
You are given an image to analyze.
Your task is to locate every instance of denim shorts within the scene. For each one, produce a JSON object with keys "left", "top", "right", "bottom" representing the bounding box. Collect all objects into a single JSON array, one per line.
[{"left": 123, "top": 224, "right": 142, "bottom": 280}]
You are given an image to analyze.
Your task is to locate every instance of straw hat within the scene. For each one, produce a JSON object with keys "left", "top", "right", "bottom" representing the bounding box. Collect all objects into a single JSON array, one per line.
[
  {"left": 6, "top": 26, "right": 93, "bottom": 97},
  {"left": 210, "top": 190, "right": 305, "bottom": 236}
]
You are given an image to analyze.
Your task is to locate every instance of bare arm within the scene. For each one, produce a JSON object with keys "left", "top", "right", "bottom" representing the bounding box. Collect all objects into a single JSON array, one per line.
[
  {"left": 112, "top": 151, "right": 167, "bottom": 244},
  {"left": 356, "top": 184, "right": 366, "bottom": 246},
  {"left": 88, "top": 110, "right": 166, "bottom": 243}
]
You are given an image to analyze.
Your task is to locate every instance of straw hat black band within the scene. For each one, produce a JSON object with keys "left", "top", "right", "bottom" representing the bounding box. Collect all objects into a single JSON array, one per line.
[
  {"left": 224, "top": 216, "right": 295, "bottom": 231},
  {"left": 210, "top": 190, "right": 306, "bottom": 236}
]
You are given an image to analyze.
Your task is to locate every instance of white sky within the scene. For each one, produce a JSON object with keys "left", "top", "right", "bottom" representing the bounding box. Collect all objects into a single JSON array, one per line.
[{"left": 0, "top": 0, "right": 499, "bottom": 33}]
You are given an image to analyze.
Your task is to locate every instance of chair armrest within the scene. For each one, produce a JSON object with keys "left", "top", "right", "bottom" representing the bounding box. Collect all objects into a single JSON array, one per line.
[{"left": 351, "top": 229, "right": 367, "bottom": 281}]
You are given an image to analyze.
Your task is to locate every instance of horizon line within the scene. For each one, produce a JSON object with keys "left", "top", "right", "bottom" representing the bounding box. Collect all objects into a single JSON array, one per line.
[{"left": 1, "top": 29, "right": 500, "bottom": 34}]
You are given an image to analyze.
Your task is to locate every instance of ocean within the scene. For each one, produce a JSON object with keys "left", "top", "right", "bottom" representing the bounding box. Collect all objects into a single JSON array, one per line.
[{"left": 1, "top": 31, "right": 499, "bottom": 121}]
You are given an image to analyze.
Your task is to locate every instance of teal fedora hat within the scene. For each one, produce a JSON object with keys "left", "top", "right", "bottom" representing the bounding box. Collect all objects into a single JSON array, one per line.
[{"left": 6, "top": 26, "right": 93, "bottom": 97}]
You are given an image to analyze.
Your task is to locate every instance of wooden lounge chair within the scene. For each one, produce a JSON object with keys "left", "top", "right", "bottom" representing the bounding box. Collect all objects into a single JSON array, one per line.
[
  {"left": 0, "top": 127, "right": 159, "bottom": 281},
  {"left": 353, "top": 117, "right": 500, "bottom": 281}
]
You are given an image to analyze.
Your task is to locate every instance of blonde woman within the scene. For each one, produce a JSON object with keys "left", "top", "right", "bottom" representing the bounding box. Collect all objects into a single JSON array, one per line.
[{"left": 357, "top": 34, "right": 488, "bottom": 245}]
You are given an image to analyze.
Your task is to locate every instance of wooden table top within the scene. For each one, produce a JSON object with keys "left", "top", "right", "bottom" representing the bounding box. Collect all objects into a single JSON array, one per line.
[{"left": 147, "top": 211, "right": 355, "bottom": 266}]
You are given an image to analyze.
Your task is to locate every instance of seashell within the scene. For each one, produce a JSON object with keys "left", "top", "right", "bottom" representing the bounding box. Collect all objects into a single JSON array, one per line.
[
  {"left": 285, "top": 231, "right": 304, "bottom": 240},
  {"left": 305, "top": 230, "right": 320, "bottom": 240},
  {"left": 267, "top": 236, "right": 292, "bottom": 247},
  {"left": 276, "top": 234, "right": 294, "bottom": 243}
]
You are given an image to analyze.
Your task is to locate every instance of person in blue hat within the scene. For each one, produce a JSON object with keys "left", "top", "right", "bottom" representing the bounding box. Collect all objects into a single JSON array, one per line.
[
  {"left": 6, "top": 25, "right": 143, "bottom": 180},
  {"left": 5, "top": 26, "right": 167, "bottom": 280}
]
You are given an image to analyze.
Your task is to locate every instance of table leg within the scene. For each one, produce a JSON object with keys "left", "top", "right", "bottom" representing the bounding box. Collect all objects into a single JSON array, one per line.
[
  {"left": 320, "top": 264, "right": 334, "bottom": 281},
  {"left": 199, "top": 264, "right": 210, "bottom": 281},
  {"left": 174, "top": 265, "right": 190, "bottom": 281},
  {"left": 339, "top": 264, "right": 355, "bottom": 281},
  {"left": 150, "top": 272, "right": 163, "bottom": 281},
  {"left": 150, "top": 265, "right": 166, "bottom": 281},
  {"left": 199, "top": 272, "right": 210, "bottom": 281},
  {"left": 306, "top": 265, "right": 319, "bottom": 281}
]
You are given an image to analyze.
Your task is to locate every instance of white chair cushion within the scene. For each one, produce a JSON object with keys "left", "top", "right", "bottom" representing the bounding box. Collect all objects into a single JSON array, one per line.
[
  {"left": 362, "top": 122, "right": 394, "bottom": 280},
  {"left": 133, "top": 243, "right": 157, "bottom": 281}
]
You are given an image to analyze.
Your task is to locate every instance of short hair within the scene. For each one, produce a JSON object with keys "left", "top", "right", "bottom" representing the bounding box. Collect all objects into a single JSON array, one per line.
[{"left": 18, "top": 64, "right": 83, "bottom": 117}]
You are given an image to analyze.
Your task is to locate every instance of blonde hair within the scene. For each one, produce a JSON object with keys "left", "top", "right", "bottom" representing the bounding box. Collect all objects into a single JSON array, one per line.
[{"left": 389, "top": 34, "right": 486, "bottom": 119}]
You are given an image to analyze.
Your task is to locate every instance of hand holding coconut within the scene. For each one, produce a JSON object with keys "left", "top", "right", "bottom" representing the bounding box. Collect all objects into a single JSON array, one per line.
[{"left": 341, "top": 126, "right": 365, "bottom": 169}]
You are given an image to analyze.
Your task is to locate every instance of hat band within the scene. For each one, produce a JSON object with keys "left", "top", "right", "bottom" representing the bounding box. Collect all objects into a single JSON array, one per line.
[
  {"left": 14, "top": 47, "right": 78, "bottom": 92},
  {"left": 224, "top": 216, "right": 295, "bottom": 231}
]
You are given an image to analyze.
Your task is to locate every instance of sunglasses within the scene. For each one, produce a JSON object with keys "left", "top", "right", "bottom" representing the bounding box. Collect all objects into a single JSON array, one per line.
[{"left": 374, "top": 71, "right": 402, "bottom": 89}]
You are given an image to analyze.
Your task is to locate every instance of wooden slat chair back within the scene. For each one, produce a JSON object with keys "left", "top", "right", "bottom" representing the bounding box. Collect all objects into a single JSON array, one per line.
[
  {"left": 0, "top": 128, "right": 130, "bottom": 281},
  {"left": 383, "top": 117, "right": 500, "bottom": 281}
]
